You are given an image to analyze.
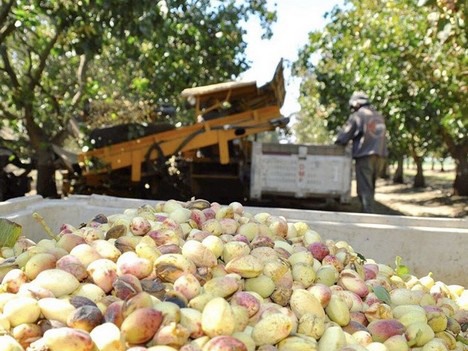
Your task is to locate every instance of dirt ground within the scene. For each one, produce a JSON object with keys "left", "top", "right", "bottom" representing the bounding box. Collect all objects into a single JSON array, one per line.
[
  {"left": 335, "top": 167, "right": 467, "bottom": 219},
  {"left": 23, "top": 165, "right": 467, "bottom": 219}
]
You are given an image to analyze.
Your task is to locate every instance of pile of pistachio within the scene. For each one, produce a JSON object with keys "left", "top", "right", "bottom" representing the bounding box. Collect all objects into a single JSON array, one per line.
[{"left": 0, "top": 198, "right": 467, "bottom": 351}]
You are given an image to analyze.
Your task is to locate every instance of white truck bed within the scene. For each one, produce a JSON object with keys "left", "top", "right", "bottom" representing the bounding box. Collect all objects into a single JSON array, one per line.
[{"left": 250, "top": 142, "right": 352, "bottom": 204}]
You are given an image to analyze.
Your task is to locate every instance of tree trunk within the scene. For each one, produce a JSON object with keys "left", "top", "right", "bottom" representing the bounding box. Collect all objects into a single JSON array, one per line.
[
  {"left": 379, "top": 159, "right": 389, "bottom": 179},
  {"left": 23, "top": 105, "right": 58, "bottom": 198},
  {"left": 439, "top": 128, "right": 468, "bottom": 196},
  {"left": 453, "top": 154, "right": 468, "bottom": 196},
  {"left": 413, "top": 156, "right": 425, "bottom": 188},
  {"left": 35, "top": 148, "right": 58, "bottom": 198},
  {"left": 439, "top": 159, "right": 445, "bottom": 172},
  {"left": 393, "top": 156, "right": 404, "bottom": 184}
]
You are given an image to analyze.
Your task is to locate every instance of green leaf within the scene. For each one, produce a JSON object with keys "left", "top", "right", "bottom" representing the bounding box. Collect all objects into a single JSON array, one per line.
[
  {"left": 456, "top": 334, "right": 468, "bottom": 345},
  {"left": 356, "top": 252, "right": 366, "bottom": 262},
  {"left": 373, "top": 286, "right": 392, "bottom": 305},
  {"left": 395, "top": 256, "right": 410, "bottom": 277},
  {"left": 0, "top": 219, "right": 22, "bottom": 248}
]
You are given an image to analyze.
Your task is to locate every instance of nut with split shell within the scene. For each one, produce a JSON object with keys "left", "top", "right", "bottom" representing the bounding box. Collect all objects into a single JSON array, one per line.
[
  {"left": 114, "top": 235, "right": 142, "bottom": 253},
  {"left": 112, "top": 273, "right": 143, "bottom": 300},
  {"left": 154, "top": 254, "right": 197, "bottom": 283},
  {"left": 67, "top": 305, "right": 104, "bottom": 332},
  {"left": 182, "top": 240, "right": 217, "bottom": 268},
  {"left": 105, "top": 224, "right": 127, "bottom": 239},
  {"left": 270, "top": 286, "right": 293, "bottom": 306},
  {"left": 225, "top": 254, "right": 264, "bottom": 278}
]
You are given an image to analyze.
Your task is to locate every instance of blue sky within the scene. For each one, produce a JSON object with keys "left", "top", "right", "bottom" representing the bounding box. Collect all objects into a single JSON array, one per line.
[{"left": 239, "top": 0, "right": 343, "bottom": 116}]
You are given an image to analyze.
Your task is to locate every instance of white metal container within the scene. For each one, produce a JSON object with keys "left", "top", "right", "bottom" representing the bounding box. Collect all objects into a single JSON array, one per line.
[
  {"left": 250, "top": 142, "right": 352, "bottom": 203},
  {"left": 1, "top": 194, "right": 467, "bottom": 286}
]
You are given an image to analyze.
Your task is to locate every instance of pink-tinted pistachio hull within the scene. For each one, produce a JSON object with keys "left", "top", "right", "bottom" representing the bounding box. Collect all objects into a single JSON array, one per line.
[{"left": 367, "top": 319, "right": 406, "bottom": 342}]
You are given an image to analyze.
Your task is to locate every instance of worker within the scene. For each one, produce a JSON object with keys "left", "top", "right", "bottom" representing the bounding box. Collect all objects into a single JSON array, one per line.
[{"left": 335, "top": 91, "right": 388, "bottom": 213}]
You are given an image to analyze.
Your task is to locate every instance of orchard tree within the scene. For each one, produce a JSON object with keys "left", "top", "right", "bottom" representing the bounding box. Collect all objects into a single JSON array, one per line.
[
  {"left": 418, "top": 0, "right": 467, "bottom": 195},
  {"left": 293, "top": 0, "right": 467, "bottom": 194},
  {"left": 0, "top": 0, "right": 276, "bottom": 198}
]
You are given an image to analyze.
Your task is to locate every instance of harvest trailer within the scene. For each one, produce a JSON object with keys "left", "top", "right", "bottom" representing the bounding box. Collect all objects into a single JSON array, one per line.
[{"left": 68, "top": 61, "right": 351, "bottom": 206}]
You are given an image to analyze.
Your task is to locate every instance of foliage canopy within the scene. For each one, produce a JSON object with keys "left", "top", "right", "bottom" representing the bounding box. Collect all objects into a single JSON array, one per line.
[
  {"left": 0, "top": 0, "right": 276, "bottom": 196},
  {"left": 293, "top": 0, "right": 467, "bottom": 194}
]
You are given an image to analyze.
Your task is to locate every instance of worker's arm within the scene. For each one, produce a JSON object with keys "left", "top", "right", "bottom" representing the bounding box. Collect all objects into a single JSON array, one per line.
[{"left": 335, "top": 115, "right": 358, "bottom": 146}]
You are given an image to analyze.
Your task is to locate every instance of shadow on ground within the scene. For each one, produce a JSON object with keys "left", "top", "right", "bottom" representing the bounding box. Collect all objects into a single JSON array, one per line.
[{"left": 261, "top": 176, "right": 467, "bottom": 218}]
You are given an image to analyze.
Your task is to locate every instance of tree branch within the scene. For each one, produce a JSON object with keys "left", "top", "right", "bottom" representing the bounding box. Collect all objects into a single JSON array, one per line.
[
  {"left": 0, "top": 102, "right": 19, "bottom": 120},
  {"left": 71, "top": 53, "right": 90, "bottom": 106},
  {"left": 0, "top": 0, "right": 17, "bottom": 46},
  {"left": 0, "top": 0, "right": 15, "bottom": 25},
  {"left": 0, "top": 44, "right": 19, "bottom": 88},
  {"left": 0, "top": 21, "right": 15, "bottom": 46},
  {"left": 29, "top": 21, "right": 66, "bottom": 90},
  {"left": 37, "top": 82, "right": 61, "bottom": 116}
]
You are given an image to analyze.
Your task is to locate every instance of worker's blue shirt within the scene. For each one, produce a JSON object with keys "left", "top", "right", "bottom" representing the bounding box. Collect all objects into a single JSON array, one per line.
[{"left": 335, "top": 106, "right": 388, "bottom": 159}]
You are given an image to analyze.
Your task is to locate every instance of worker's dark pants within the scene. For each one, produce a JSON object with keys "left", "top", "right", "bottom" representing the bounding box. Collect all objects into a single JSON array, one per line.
[{"left": 355, "top": 155, "right": 384, "bottom": 213}]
